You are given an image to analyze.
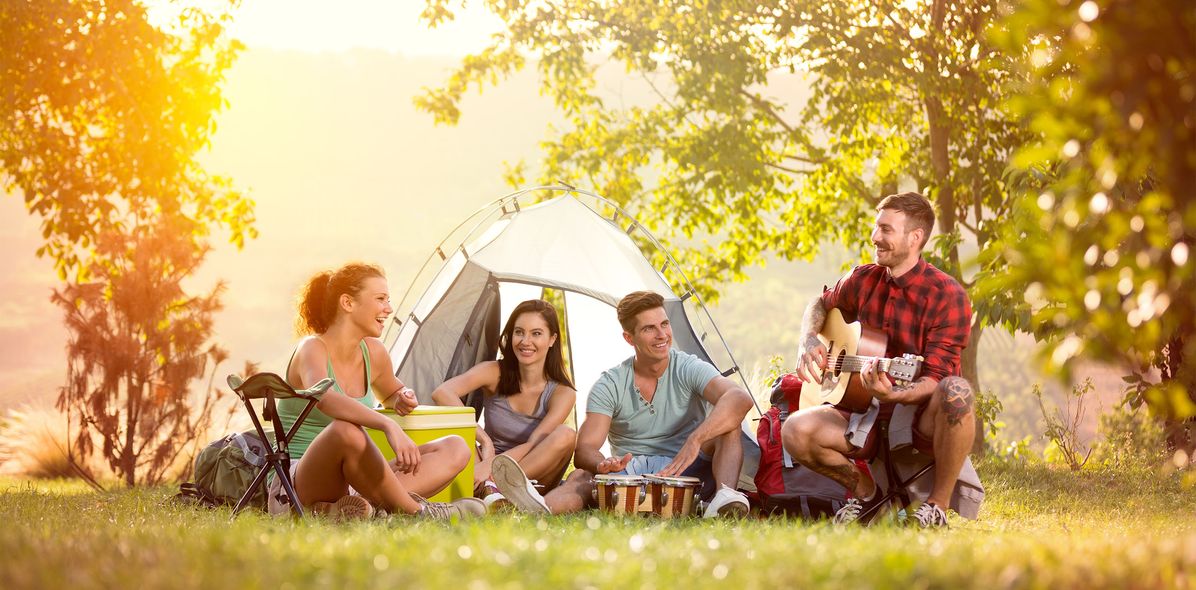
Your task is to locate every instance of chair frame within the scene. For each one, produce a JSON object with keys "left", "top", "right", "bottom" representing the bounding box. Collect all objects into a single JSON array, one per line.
[
  {"left": 858, "top": 418, "right": 936, "bottom": 526},
  {"left": 226, "top": 373, "right": 335, "bottom": 518}
]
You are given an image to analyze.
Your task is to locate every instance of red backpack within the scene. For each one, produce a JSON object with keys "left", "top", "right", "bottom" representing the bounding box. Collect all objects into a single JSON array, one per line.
[{"left": 754, "top": 374, "right": 868, "bottom": 518}]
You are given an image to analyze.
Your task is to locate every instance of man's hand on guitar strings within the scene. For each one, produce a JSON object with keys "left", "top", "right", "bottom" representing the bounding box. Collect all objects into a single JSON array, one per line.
[{"left": 796, "top": 335, "right": 827, "bottom": 384}]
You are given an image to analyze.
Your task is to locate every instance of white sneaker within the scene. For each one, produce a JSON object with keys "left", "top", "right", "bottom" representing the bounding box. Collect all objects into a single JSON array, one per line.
[
  {"left": 702, "top": 485, "right": 749, "bottom": 518},
  {"left": 912, "top": 502, "right": 949, "bottom": 528},
  {"left": 491, "top": 455, "right": 550, "bottom": 514},
  {"left": 482, "top": 492, "right": 512, "bottom": 513},
  {"left": 409, "top": 494, "right": 485, "bottom": 521}
]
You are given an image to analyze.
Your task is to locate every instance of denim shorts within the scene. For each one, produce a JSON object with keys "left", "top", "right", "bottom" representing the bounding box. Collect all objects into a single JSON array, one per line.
[{"left": 612, "top": 453, "right": 716, "bottom": 501}]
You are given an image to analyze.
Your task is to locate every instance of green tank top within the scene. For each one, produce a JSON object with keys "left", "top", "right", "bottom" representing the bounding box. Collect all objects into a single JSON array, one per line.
[{"left": 277, "top": 339, "right": 377, "bottom": 460}]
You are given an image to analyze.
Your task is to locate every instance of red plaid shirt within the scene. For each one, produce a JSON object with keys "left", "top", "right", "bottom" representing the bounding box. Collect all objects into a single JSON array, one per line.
[{"left": 819, "top": 257, "right": 971, "bottom": 383}]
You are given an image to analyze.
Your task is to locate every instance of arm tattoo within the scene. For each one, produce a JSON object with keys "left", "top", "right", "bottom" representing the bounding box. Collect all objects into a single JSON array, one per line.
[
  {"left": 799, "top": 299, "right": 828, "bottom": 354},
  {"left": 808, "top": 461, "right": 861, "bottom": 492},
  {"left": 940, "top": 377, "right": 974, "bottom": 427}
]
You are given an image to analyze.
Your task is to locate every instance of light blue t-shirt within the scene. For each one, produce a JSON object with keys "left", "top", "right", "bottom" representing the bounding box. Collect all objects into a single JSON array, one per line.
[{"left": 586, "top": 348, "right": 720, "bottom": 457}]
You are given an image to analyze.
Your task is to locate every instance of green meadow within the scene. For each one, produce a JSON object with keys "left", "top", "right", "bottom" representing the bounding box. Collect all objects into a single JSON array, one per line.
[{"left": 2, "top": 460, "right": 1193, "bottom": 590}]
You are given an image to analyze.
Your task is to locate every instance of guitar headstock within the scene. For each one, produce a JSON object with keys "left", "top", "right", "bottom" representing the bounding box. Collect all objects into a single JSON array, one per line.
[{"left": 887, "top": 354, "right": 924, "bottom": 381}]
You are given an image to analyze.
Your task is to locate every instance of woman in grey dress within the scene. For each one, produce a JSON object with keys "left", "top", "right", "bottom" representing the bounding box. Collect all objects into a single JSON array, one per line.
[{"left": 432, "top": 299, "right": 577, "bottom": 500}]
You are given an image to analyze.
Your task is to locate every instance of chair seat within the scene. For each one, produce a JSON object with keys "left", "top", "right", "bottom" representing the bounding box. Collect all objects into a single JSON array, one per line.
[{"left": 227, "top": 373, "right": 334, "bottom": 402}]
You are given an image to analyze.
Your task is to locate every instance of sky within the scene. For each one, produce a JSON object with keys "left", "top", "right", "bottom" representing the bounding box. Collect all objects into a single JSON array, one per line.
[{"left": 152, "top": 0, "right": 505, "bottom": 56}]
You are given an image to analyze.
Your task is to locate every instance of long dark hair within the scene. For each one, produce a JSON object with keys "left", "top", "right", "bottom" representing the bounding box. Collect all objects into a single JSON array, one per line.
[
  {"left": 296, "top": 263, "right": 385, "bottom": 335},
  {"left": 496, "top": 299, "right": 574, "bottom": 397}
]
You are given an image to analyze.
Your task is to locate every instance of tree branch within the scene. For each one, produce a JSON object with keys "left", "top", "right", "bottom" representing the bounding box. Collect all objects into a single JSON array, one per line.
[
  {"left": 766, "top": 162, "right": 814, "bottom": 175},
  {"left": 737, "top": 88, "right": 796, "bottom": 136},
  {"left": 638, "top": 72, "right": 700, "bottom": 128},
  {"left": 783, "top": 153, "right": 826, "bottom": 165}
]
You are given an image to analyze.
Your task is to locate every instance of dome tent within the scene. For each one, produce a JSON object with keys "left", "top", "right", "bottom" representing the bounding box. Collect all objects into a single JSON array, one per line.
[{"left": 383, "top": 186, "right": 760, "bottom": 465}]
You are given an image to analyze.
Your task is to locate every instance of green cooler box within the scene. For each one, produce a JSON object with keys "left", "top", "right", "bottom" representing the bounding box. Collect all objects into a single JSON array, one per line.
[{"left": 366, "top": 405, "right": 476, "bottom": 502}]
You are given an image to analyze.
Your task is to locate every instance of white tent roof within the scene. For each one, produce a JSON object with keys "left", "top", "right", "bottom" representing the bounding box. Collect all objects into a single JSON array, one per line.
[{"left": 469, "top": 196, "right": 676, "bottom": 305}]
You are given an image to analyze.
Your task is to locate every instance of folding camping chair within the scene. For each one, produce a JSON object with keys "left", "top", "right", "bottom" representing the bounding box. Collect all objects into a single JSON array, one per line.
[
  {"left": 856, "top": 416, "right": 936, "bottom": 526},
  {"left": 226, "top": 373, "right": 335, "bottom": 518}
]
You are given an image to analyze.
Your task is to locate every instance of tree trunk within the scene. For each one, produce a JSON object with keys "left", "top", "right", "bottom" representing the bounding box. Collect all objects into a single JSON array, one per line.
[
  {"left": 923, "top": 0, "right": 985, "bottom": 454},
  {"left": 124, "top": 377, "right": 137, "bottom": 487},
  {"left": 964, "top": 321, "right": 985, "bottom": 454}
]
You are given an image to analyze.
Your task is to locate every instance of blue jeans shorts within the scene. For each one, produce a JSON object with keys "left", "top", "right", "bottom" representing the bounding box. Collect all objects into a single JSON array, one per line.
[{"left": 612, "top": 453, "right": 716, "bottom": 501}]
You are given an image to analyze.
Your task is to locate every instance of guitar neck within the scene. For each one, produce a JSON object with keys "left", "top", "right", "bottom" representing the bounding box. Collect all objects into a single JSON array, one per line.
[{"left": 832, "top": 355, "right": 893, "bottom": 374}]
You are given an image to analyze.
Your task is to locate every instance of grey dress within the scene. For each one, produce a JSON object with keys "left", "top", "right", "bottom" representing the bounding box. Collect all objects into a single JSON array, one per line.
[{"left": 482, "top": 381, "right": 558, "bottom": 454}]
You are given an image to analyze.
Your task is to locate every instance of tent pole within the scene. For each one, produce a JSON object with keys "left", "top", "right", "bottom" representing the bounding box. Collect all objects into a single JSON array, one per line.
[{"left": 559, "top": 291, "right": 578, "bottom": 430}]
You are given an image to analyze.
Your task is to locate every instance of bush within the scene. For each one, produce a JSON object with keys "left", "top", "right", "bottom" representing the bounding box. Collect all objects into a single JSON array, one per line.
[
  {"left": 1091, "top": 403, "right": 1168, "bottom": 471},
  {"left": 1035, "top": 379, "right": 1094, "bottom": 471}
]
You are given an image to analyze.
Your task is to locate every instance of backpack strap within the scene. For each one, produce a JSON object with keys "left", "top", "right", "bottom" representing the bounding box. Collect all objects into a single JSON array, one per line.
[{"left": 175, "top": 482, "right": 223, "bottom": 508}]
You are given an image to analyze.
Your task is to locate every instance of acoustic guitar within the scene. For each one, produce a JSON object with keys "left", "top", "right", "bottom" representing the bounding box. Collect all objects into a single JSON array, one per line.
[{"left": 798, "top": 308, "right": 924, "bottom": 413}]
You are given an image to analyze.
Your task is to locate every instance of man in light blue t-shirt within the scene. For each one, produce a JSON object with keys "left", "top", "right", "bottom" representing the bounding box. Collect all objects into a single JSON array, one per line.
[{"left": 492, "top": 291, "right": 754, "bottom": 517}]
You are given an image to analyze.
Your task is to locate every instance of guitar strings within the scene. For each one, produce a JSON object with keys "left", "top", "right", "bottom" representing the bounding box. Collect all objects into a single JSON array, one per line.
[{"left": 827, "top": 356, "right": 889, "bottom": 371}]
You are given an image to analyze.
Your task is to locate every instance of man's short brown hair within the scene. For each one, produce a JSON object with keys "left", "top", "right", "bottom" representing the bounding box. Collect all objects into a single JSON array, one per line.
[
  {"left": 877, "top": 191, "right": 936, "bottom": 249},
  {"left": 616, "top": 291, "right": 665, "bottom": 332}
]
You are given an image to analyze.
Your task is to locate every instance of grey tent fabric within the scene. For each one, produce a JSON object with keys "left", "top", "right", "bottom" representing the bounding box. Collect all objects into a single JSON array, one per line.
[{"left": 396, "top": 260, "right": 493, "bottom": 400}]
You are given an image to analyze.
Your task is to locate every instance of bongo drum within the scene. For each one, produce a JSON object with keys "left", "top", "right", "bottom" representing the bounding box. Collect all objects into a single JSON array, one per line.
[
  {"left": 645, "top": 475, "right": 702, "bottom": 518},
  {"left": 593, "top": 474, "right": 647, "bottom": 515}
]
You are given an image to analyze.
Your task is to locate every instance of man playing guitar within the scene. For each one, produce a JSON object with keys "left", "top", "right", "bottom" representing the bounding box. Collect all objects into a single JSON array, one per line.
[{"left": 781, "top": 191, "right": 976, "bottom": 528}]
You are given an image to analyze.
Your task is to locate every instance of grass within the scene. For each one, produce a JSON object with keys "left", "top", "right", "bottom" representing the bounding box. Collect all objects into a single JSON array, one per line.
[{"left": 1, "top": 460, "right": 1193, "bottom": 590}]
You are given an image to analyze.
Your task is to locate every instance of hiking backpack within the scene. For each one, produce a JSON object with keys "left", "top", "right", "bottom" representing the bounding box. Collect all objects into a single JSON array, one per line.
[
  {"left": 177, "top": 431, "right": 269, "bottom": 509},
  {"left": 754, "top": 374, "right": 853, "bottom": 519}
]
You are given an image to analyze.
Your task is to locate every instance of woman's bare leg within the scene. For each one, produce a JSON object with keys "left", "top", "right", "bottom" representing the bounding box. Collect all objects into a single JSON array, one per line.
[
  {"left": 483, "top": 424, "right": 575, "bottom": 488},
  {"left": 295, "top": 420, "right": 421, "bottom": 514},
  {"left": 393, "top": 435, "right": 471, "bottom": 498},
  {"left": 517, "top": 425, "right": 575, "bottom": 486}
]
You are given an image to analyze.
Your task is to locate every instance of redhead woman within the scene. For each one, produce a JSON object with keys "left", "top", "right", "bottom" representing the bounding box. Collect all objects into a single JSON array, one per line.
[
  {"left": 431, "top": 299, "right": 577, "bottom": 509},
  {"left": 269, "top": 263, "right": 484, "bottom": 520}
]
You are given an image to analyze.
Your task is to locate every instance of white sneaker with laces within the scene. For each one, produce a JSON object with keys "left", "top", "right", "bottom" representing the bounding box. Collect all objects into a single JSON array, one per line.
[
  {"left": 833, "top": 497, "right": 865, "bottom": 525},
  {"left": 491, "top": 455, "right": 550, "bottom": 514},
  {"left": 912, "top": 502, "right": 948, "bottom": 528},
  {"left": 702, "top": 485, "right": 750, "bottom": 518},
  {"left": 410, "top": 494, "right": 485, "bottom": 521},
  {"left": 482, "top": 492, "right": 512, "bottom": 513}
]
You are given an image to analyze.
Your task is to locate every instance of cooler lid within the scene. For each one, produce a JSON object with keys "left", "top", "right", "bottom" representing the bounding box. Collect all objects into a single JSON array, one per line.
[{"left": 378, "top": 406, "right": 477, "bottom": 430}]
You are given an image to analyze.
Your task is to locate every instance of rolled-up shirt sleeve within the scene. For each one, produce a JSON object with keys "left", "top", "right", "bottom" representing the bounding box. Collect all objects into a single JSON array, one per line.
[{"left": 919, "top": 284, "right": 972, "bottom": 382}]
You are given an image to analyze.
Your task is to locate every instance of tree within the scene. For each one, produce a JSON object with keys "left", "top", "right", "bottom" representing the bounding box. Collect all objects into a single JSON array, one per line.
[
  {"left": 54, "top": 216, "right": 230, "bottom": 486},
  {"left": 1, "top": 0, "right": 256, "bottom": 482},
  {"left": 0, "top": 0, "right": 255, "bottom": 278},
  {"left": 985, "top": 0, "right": 1195, "bottom": 452},
  {"left": 418, "top": 0, "right": 1033, "bottom": 448}
]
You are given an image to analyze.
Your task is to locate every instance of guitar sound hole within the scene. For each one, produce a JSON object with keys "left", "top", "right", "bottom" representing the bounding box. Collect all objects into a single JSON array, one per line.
[{"left": 833, "top": 349, "right": 846, "bottom": 378}]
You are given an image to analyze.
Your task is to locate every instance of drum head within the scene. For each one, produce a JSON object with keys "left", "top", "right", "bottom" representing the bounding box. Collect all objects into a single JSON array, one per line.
[
  {"left": 594, "top": 474, "right": 645, "bottom": 485},
  {"left": 645, "top": 475, "right": 701, "bottom": 486}
]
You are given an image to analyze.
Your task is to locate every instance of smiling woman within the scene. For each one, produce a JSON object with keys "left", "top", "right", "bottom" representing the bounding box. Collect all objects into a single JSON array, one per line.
[
  {"left": 431, "top": 299, "right": 578, "bottom": 508},
  {"left": 270, "top": 261, "right": 485, "bottom": 521}
]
